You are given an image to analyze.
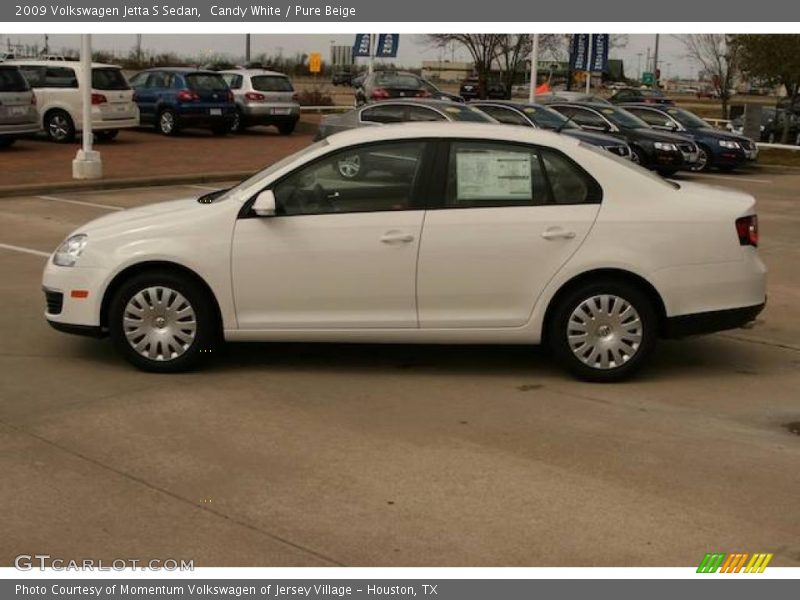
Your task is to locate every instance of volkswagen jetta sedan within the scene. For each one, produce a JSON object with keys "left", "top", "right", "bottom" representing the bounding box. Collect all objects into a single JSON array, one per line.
[{"left": 42, "top": 123, "right": 766, "bottom": 381}]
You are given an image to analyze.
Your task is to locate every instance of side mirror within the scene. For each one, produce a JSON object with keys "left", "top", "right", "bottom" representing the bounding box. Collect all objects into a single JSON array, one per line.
[{"left": 252, "top": 190, "right": 276, "bottom": 217}]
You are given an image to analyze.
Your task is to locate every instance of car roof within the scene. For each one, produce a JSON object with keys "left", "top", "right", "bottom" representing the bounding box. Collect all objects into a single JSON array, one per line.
[
  {"left": 138, "top": 67, "right": 222, "bottom": 74},
  {"left": 619, "top": 103, "right": 670, "bottom": 109},
  {"left": 324, "top": 121, "right": 580, "bottom": 150},
  {"left": 6, "top": 60, "right": 121, "bottom": 69},
  {"left": 363, "top": 98, "right": 466, "bottom": 108},
  {"left": 221, "top": 68, "right": 289, "bottom": 77},
  {"left": 470, "top": 100, "right": 551, "bottom": 109}
]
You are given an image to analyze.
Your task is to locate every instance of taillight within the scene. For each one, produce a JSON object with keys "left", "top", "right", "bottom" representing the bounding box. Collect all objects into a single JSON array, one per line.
[
  {"left": 371, "top": 87, "right": 390, "bottom": 99},
  {"left": 91, "top": 93, "right": 107, "bottom": 105},
  {"left": 176, "top": 89, "right": 199, "bottom": 102},
  {"left": 735, "top": 215, "right": 758, "bottom": 247},
  {"left": 416, "top": 89, "right": 431, "bottom": 98},
  {"left": 244, "top": 91, "right": 265, "bottom": 102}
]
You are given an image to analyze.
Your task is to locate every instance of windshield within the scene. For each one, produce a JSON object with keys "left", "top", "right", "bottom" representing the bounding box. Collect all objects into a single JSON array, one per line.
[
  {"left": 579, "top": 141, "right": 680, "bottom": 190},
  {"left": 664, "top": 108, "right": 709, "bottom": 129},
  {"left": 446, "top": 104, "right": 495, "bottom": 122},
  {"left": 639, "top": 89, "right": 665, "bottom": 98},
  {"left": 524, "top": 104, "right": 579, "bottom": 129},
  {"left": 251, "top": 75, "right": 293, "bottom": 92},
  {"left": 92, "top": 68, "right": 130, "bottom": 90},
  {"left": 375, "top": 73, "right": 421, "bottom": 88},
  {"left": 0, "top": 66, "right": 29, "bottom": 91},
  {"left": 186, "top": 73, "right": 228, "bottom": 91},
  {"left": 213, "top": 139, "right": 331, "bottom": 203},
  {"left": 596, "top": 106, "right": 650, "bottom": 129}
]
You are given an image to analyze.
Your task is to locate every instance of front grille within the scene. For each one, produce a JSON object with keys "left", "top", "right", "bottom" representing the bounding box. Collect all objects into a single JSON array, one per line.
[
  {"left": 679, "top": 143, "right": 697, "bottom": 153},
  {"left": 606, "top": 145, "right": 630, "bottom": 157},
  {"left": 44, "top": 289, "right": 63, "bottom": 315}
]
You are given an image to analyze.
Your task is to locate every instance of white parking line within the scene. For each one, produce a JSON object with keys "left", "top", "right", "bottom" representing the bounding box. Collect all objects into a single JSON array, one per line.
[
  {"left": 0, "top": 243, "right": 49, "bottom": 258},
  {"left": 684, "top": 174, "right": 773, "bottom": 184},
  {"left": 37, "top": 195, "right": 124, "bottom": 211}
]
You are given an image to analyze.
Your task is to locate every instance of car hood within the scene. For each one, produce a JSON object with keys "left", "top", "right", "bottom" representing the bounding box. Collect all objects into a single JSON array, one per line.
[
  {"left": 561, "top": 129, "right": 624, "bottom": 146},
  {"left": 630, "top": 127, "right": 693, "bottom": 143},
  {"left": 76, "top": 198, "right": 206, "bottom": 237}
]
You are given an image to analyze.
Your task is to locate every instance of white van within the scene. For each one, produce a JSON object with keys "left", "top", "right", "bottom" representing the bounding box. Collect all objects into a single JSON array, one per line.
[{"left": 10, "top": 60, "right": 139, "bottom": 142}]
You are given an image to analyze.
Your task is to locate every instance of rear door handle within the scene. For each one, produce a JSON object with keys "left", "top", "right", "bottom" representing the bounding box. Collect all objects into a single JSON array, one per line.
[
  {"left": 541, "top": 227, "right": 577, "bottom": 240},
  {"left": 381, "top": 231, "right": 415, "bottom": 244}
]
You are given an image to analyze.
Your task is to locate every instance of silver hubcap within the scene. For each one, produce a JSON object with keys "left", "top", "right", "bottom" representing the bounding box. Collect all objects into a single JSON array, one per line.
[
  {"left": 49, "top": 115, "right": 69, "bottom": 140},
  {"left": 337, "top": 155, "right": 360, "bottom": 178},
  {"left": 567, "top": 294, "right": 643, "bottom": 370},
  {"left": 160, "top": 112, "right": 174, "bottom": 134},
  {"left": 691, "top": 148, "right": 708, "bottom": 171},
  {"left": 123, "top": 286, "right": 197, "bottom": 361}
]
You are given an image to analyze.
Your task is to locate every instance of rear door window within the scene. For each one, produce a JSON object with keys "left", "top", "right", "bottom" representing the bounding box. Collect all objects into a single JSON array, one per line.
[
  {"left": 407, "top": 106, "right": 446, "bottom": 122},
  {"left": 92, "top": 68, "right": 130, "bottom": 90},
  {"left": 478, "top": 105, "right": 531, "bottom": 126},
  {"left": 251, "top": 75, "right": 294, "bottom": 92},
  {"left": 361, "top": 104, "right": 407, "bottom": 123},
  {"left": 44, "top": 67, "right": 78, "bottom": 88},
  {"left": 0, "top": 67, "right": 30, "bottom": 92}
]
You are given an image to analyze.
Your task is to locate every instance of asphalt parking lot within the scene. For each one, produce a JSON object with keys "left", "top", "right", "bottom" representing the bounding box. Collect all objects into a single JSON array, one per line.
[{"left": 1, "top": 169, "right": 799, "bottom": 567}]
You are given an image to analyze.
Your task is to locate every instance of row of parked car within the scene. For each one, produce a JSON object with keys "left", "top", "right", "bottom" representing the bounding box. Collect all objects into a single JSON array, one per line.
[
  {"left": 0, "top": 60, "right": 303, "bottom": 146},
  {"left": 316, "top": 96, "right": 760, "bottom": 175}
]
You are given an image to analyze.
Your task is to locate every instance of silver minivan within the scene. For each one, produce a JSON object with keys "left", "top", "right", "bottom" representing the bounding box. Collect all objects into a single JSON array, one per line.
[
  {"left": 0, "top": 64, "right": 40, "bottom": 147},
  {"left": 220, "top": 69, "right": 300, "bottom": 135}
]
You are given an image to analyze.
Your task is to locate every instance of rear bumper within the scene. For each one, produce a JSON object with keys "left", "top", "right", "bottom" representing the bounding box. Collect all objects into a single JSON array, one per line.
[{"left": 664, "top": 301, "right": 765, "bottom": 338}]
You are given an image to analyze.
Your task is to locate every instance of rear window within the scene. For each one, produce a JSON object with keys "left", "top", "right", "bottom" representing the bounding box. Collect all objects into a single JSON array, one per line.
[
  {"left": 186, "top": 73, "right": 228, "bottom": 91},
  {"left": 375, "top": 74, "right": 421, "bottom": 88},
  {"left": 92, "top": 68, "right": 130, "bottom": 90},
  {"left": 0, "top": 67, "right": 29, "bottom": 92},
  {"left": 44, "top": 67, "right": 78, "bottom": 88},
  {"left": 251, "top": 75, "right": 293, "bottom": 92},
  {"left": 444, "top": 104, "right": 495, "bottom": 123}
]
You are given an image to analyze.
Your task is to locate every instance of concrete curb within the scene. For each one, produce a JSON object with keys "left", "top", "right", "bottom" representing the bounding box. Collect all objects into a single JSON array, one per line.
[{"left": 0, "top": 171, "right": 254, "bottom": 198}]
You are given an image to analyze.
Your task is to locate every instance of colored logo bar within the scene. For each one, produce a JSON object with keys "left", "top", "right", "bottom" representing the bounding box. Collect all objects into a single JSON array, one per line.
[{"left": 697, "top": 553, "right": 773, "bottom": 573}]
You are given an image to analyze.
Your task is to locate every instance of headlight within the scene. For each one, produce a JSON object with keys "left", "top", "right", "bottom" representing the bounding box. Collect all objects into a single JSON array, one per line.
[
  {"left": 53, "top": 234, "right": 88, "bottom": 267},
  {"left": 719, "top": 140, "right": 740, "bottom": 149},
  {"left": 654, "top": 142, "right": 678, "bottom": 152}
]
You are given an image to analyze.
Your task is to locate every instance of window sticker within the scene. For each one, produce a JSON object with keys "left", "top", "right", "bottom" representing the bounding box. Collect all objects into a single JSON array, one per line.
[{"left": 456, "top": 151, "right": 532, "bottom": 201}]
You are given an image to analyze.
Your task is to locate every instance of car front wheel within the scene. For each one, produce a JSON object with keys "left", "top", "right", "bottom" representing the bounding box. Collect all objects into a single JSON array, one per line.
[
  {"left": 548, "top": 281, "right": 657, "bottom": 382},
  {"left": 109, "top": 272, "right": 217, "bottom": 372}
]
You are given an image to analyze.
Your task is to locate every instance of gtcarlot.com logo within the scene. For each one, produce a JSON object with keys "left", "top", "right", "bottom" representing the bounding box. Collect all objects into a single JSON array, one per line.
[
  {"left": 697, "top": 552, "right": 773, "bottom": 573},
  {"left": 14, "top": 554, "right": 194, "bottom": 571}
]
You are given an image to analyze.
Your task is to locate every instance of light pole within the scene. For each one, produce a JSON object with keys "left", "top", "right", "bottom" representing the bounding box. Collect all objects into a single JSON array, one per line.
[
  {"left": 636, "top": 52, "right": 642, "bottom": 81},
  {"left": 72, "top": 34, "right": 101, "bottom": 180},
  {"left": 529, "top": 33, "right": 539, "bottom": 103},
  {"left": 245, "top": 34, "right": 251, "bottom": 63}
]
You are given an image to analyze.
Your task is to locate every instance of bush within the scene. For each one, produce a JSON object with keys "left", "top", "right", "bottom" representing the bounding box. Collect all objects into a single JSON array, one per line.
[{"left": 295, "top": 89, "right": 334, "bottom": 106}]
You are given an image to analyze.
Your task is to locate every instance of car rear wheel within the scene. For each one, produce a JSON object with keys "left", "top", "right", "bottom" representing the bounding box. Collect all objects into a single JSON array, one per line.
[
  {"left": 548, "top": 280, "right": 657, "bottom": 382},
  {"left": 277, "top": 120, "right": 296, "bottom": 135},
  {"left": 109, "top": 272, "right": 217, "bottom": 372},
  {"left": 46, "top": 110, "right": 76, "bottom": 143},
  {"left": 157, "top": 109, "right": 179, "bottom": 136}
]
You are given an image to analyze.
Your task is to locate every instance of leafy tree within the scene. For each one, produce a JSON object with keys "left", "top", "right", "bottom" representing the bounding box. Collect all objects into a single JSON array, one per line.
[
  {"left": 425, "top": 34, "right": 504, "bottom": 98},
  {"left": 735, "top": 34, "right": 800, "bottom": 143}
]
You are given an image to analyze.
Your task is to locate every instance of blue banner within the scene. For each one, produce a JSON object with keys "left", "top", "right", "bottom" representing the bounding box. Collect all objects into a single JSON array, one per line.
[
  {"left": 353, "top": 33, "right": 371, "bottom": 57},
  {"left": 569, "top": 34, "right": 610, "bottom": 72},
  {"left": 376, "top": 34, "right": 400, "bottom": 58}
]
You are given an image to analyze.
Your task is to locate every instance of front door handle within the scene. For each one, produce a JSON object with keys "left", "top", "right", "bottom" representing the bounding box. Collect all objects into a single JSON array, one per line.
[
  {"left": 381, "top": 231, "right": 415, "bottom": 244},
  {"left": 541, "top": 227, "right": 577, "bottom": 240}
]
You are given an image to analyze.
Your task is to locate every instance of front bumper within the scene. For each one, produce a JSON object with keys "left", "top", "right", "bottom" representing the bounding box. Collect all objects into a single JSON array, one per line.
[{"left": 42, "top": 261, "right": 108, "bottom": 328}]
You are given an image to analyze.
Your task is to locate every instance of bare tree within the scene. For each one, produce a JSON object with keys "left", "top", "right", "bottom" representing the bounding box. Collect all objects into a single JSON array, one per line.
[
  {"left": 426, "top": 34, "right": 503, "bottom": 98},
  {"left": 679, "top": 34, "right": 739, "bottom": 118}
]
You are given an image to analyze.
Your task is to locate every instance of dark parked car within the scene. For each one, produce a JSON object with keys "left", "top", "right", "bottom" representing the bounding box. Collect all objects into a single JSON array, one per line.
[
  {"left": 549, "top": 102, "right": 699, "bottom": 175},
  {"left": 129, "top": 68, "right": 236, "bottom": 135},
  {"left": 731, "top": 107, "right": 799, "bottom": 145},
  {"left": 621, "top": 104, "right": 758, "bottom": 171},
  {"left": 418, "top": 78, "right": 464, "bottom": 102},
  {"left": 609, "top": 87, "right": 674, "bottom": 106},
  {"left": 315, "top": 98, "right": 492, "bottom": 141},
  {"left": 459, "top": 78, "right": 508, "bottom": 101},
  {"left": 331, "top": 70, "right": 353, "bottom": 86},
  {"left": 470, "top": 100, "right": 633, "bottom": 160},
  {"left": 355, "top": 71, "right": 431, "bottom": 105}
]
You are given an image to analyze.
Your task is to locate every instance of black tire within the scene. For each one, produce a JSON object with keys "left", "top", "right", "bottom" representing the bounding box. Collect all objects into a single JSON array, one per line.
[
  {"left": 230, "top": 108, "right": 245, "bottom": 133},
  {"left": 157, "top": 109, "right": 180, "bottom": 136},
  {"left": 548, "top": 279, "right": 658, "bottom": 382},
  {"left": 0, "top": 137, "right": 16, "bottom": 148},
  {"left": 277, "top": 120, "right": 297, "bottom": 135},
  {"left": 109, "top": 271, "right": 218, "bottom": 373},
  {"left": 630, "top": 145, "right": 647, "bottom": 167},
  {"left": 45, "top": 109, "right": 76, "bottom": 143},
  {"left": 95, "top": 129, "right": 119, "bottom": 142}
]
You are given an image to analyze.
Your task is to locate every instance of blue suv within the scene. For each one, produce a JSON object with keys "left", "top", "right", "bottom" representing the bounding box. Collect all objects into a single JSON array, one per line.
[
  {"left": 622, "top": 104, "right": 758, "bottom": 171},
  {"left": 129, "top": 68, "right": 236, "bottom": 136}
]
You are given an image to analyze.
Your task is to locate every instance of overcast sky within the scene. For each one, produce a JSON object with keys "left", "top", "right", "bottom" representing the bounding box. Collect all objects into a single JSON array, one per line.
[{"left": 2, "top": 33, "right": 697, "bottom": 79}]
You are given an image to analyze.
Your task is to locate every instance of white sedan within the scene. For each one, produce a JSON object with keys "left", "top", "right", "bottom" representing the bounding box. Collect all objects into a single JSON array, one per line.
[{"left": 42, "top": 123, "right": 766, "bottom": 381}]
